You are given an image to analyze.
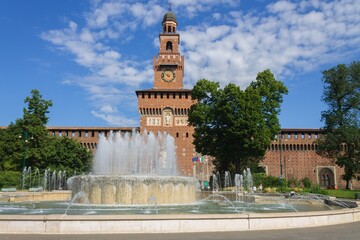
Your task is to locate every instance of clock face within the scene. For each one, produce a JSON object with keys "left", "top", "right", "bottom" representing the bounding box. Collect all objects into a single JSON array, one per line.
[{"left": 161, "top": 70, "right": 175, "bottom": 82}]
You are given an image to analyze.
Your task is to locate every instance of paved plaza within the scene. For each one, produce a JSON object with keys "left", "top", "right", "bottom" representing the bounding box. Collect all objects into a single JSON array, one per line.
[{"left": 0, "top": 221, "right": 359, "bottom": 240}]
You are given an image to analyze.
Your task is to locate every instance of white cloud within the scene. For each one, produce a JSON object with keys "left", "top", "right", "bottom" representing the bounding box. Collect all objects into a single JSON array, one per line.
[
  {"left": 100, "top": 105, "right": 117, "bottom": 114},
  {"left": 268, "top": 0, "right": 296, "bottom": 13},
  {"left": 171, "top": 0, "right": 239, "bottom": 16},
  {"left": 181, "top": 0, "right": 360, "bottom": 88},
  {"left": 91, "top": 110, "right": 138, "bottom": 126},
  {"left": 42, "top": 0, "right": 360, "bottom": 125}
]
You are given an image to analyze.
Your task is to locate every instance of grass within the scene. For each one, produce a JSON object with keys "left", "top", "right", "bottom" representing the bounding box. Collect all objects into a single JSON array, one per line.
[
  {"left": 322, "top": 189, "right": 360, "bottom": 199},
  {"left": 280, "top": 185, "right": 360, "bottom": 199},
  {"left": 300, "top": 187, "right": 360, "bottom": 199}
]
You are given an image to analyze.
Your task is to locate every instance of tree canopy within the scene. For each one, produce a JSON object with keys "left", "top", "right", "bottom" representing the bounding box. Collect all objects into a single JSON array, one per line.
[
  {"left": 316, "top": 62, "right": 360, "bottom": 189},
  {"left": 0, "top": 89, "right": 93, "bottom": 188},
  {"left": 188, "top": 69, "right": 288, "bottom": 174}
]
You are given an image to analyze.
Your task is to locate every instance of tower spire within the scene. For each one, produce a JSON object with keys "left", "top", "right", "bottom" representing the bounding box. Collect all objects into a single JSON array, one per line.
[{"left": 168, "top": 1, "right": 172, "bottom": 12}]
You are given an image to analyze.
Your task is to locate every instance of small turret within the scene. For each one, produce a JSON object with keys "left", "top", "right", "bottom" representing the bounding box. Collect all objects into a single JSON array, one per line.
[{"left": 162, "top": 11, "right": 177, "bottom": 34}]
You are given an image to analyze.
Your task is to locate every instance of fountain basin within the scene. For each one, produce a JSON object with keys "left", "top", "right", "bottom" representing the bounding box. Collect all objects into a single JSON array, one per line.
[
  {"left": 0, "top": 208, "right": 359, "bottom": 234},
  {"left": 68, "top": 175, "right": 198, "bottom": 205},
  {"left": 0, "top": 191, "right": 71, "bottom": 203}
]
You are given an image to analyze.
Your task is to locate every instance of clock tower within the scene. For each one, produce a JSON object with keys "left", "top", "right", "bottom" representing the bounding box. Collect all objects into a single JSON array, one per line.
[
  {"left": 153, "top": 11, "right": 184, "bottom": 89},
  {"left": 136, "top": 10, "right": 195, "bottom": 176}
]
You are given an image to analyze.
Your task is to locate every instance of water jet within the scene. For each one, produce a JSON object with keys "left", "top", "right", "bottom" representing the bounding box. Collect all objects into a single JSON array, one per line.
[{"left": 68, "top": 130, "right": 198, "bottom": 205}]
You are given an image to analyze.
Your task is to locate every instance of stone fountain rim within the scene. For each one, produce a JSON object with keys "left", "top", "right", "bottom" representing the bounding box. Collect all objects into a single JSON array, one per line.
[
  {"left": 0, "top": 207, "right": 359, "bottom": 234},
  {"left": 69, "top": 175, "right": 199, "bottom": 182}
]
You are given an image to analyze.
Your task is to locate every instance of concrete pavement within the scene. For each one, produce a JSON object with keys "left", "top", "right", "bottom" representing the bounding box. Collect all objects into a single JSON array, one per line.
[{"left": 0, "top": 221, "right": 359, "bottom": 240}]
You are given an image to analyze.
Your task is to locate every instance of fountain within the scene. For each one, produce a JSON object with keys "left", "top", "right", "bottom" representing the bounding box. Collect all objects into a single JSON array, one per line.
[
  {"left": 1, "top": 164, "right": 359, "bottom": 234},
  {"left": 0, "top": 138, "right": 358, "bottom": 233},
  {"left": 67, "top": 130, "right": 198, "bottom": 205}
]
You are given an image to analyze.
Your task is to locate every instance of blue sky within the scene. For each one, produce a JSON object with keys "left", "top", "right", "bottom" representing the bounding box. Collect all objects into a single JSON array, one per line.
[{"left": 0, "top": 0, "right": 359, "bottom": 129}]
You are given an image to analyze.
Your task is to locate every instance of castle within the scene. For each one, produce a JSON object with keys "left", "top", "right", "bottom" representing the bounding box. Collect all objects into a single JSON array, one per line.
[{"left": 9, "top": 11, "right": 360, "bottom": 189}]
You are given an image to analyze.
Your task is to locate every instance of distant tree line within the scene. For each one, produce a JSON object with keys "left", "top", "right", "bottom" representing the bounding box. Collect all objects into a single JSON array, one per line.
[{"left": 0, "top": 89, "right": 92, "bottom": 188}]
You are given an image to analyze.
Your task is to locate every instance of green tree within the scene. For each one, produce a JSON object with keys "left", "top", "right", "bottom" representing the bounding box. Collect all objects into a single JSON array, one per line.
[
  {"left": 44, "top": 136, "right": 92, "bottom": 174},
  {"left": 0, "top": 89, "right": 92, "bottom": 187},
  {"left": 316, "top": 62, "right": 360, "bottom": 189},
  {"left": 188, "top": 70, "right": 288, "bottom": 174}
]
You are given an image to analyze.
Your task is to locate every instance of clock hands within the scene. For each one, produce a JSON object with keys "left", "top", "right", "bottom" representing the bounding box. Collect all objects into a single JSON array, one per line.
[{"left": 161, "top": 70, "right": 175, "bottom": 82}]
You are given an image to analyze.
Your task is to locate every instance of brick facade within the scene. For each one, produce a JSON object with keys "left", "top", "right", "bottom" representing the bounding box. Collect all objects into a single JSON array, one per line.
[
  {"left": 46, "top": 126, "right": 136, "bottom": 151},
  {"left": 136, "top": 89, "right": 195, "bottom": 176},
  {"left": 136, "top": 12, "right": 195, "bottom": 176},
  {"left": 40, "top": 126, "right": 359, "bottom": 189},
  {"left": 263, "top": 129, "right": 360, "bottom": 189}
]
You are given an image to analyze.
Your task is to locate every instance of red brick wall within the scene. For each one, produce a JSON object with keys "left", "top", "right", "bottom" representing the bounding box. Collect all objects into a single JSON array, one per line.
[
  {"left": 261, "top": 129, "right": 360, "bottom": 189},
  {"left": 136, "top": 90, "right": 195, "bottom": 176}
]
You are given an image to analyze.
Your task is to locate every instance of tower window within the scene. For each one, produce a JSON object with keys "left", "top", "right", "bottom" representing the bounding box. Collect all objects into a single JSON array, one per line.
[{"left": 166, "top": 41, "right": 173, "bottom": 52}]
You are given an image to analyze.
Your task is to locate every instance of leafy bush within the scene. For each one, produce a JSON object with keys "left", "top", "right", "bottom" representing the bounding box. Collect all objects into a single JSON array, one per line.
[
  {"left": 292, "top": 187, "right": 303, "bottom": 193},
  {"left": 264, "top": 187, "right": 277, "bottom": 193},
  {"left": 253, "top": 173, "right": 285, "bottom": 188},
  {"left": 0, "top": 171, "right": 21, "bottom": 188},
  {"left": 288, "top": 177, "right": 301, "bottom": 187},
  {"left": 308, "top": 184, "right": 328, "bottom": 195},
  {"left": 301, "top": 177, "right": 312, "bottom": 188}
]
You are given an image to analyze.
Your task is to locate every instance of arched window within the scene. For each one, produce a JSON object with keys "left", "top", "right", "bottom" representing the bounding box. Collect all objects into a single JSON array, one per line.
[
  {"left": 166, "top": 41, "right": 173, "bottom": 52},
  {"left": 321, "top": 173, "right": 330, "bottom": 187},
  {"left": 319, "top": 168, "right": 334, "bottom": 188}
]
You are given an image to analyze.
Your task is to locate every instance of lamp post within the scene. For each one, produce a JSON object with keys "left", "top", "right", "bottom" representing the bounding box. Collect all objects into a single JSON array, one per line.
[
  {"left": 279, "top": 133, "right": 283, "bottom": 193},
  {"left": 278, "top": 134, "right": 288, "bottom": 193},
  {"left": 19, "top": 129, "right": 33, "bottom": 190}
]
